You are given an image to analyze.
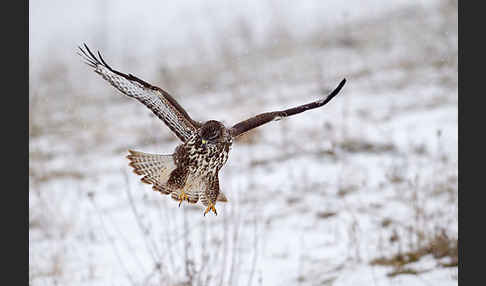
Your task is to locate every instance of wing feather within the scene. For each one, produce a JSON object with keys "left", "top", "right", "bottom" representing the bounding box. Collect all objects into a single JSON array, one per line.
[
  {"left": 229, "top": 78, "right": 346, "bottom": 137},
  {"left": 78, "top": 44, "right": 201, "bottom": 142}
]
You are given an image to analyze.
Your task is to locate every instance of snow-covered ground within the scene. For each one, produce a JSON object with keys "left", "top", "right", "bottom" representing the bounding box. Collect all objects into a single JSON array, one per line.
[{"left": 29, "top": 1, "right": 457, "bottom": 285}]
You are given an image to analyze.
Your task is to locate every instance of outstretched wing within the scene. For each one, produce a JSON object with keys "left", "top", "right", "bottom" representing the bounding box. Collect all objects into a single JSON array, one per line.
[
  {"left": 78, "top": 44, "right": 201, "bottom": 142},
  {"left": 229, "top": 78, "right": 346, "bottom": 138}
]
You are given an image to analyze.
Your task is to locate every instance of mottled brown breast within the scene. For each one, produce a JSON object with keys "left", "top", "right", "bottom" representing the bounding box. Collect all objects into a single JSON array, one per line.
[{"left": 175, "top": 134, "right": 232, "bottom": 177}]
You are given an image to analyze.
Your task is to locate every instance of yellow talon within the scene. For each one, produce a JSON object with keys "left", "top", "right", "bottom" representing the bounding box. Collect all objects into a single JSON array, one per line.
[
  {"left": 178, "top": 191, "right": 189, "bottom": 207},
  {"left": 204, "top": 202, "right": 217, "bottom": 216}
]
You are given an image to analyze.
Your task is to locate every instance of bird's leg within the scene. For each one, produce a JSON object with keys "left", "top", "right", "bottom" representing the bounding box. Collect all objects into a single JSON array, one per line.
[
  {"left": 178, "top": 190, "right": 189, "bottom": 207},
  {"left": 204, "top": 201, "right": 217, "bottom": 216}
]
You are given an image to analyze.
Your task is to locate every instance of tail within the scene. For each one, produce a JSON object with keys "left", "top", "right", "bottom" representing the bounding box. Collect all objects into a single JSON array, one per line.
[
  {"left": 126, "top": 149, "right": 176, "bottom": 194},
  {"left": 217, "top": 192, "right": 228, "bottom": 202}
]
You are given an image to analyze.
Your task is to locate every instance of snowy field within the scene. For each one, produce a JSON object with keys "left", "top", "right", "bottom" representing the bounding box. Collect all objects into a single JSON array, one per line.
[{"left": 29, "top": 1, "right": 458, "bottom": 285}]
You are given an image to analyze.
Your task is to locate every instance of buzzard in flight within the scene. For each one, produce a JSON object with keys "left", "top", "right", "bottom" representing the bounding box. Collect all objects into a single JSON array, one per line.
[{"left": 78, "top": 44, "right": 346, "bottom": 215}]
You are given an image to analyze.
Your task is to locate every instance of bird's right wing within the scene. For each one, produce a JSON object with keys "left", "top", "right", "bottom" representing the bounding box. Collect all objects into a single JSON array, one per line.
[{"left": 78, "top": 44, "right": 201, "bottom": 142}]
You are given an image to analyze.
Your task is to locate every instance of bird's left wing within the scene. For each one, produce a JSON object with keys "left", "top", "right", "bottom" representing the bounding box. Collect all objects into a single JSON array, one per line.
[
  {"left": 229, "top": 78, "right": 346, "bottom": 138},
  {"left": 78, "top": 44, "right": 201, "bottom": 142}
]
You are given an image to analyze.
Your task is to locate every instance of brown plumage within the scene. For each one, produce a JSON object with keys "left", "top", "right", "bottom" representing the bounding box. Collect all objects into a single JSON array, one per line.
[{"left": 79, "top": 44, "right": 346, "bottom": 215}]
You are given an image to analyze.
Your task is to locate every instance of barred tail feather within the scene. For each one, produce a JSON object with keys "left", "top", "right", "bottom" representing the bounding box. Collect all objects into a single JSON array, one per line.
[
  {"left": 217, "top": 192, "right": 228, "bottom": 202},
  {"left": 170, "top": 173, "right": 203, "bottom": 204},
  {"left": 126, "top": 149, "right": 176, "bottom": 194}
]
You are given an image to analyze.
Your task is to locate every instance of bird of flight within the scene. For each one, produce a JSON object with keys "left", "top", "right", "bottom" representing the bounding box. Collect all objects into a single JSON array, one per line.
[{"left": 78, "top": 44, "right": 346, "bottom": 216}]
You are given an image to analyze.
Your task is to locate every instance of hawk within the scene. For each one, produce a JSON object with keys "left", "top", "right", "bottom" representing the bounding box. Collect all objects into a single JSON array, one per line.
[{"left": 78, "top": 44, "right": 346, "bottom": 215}]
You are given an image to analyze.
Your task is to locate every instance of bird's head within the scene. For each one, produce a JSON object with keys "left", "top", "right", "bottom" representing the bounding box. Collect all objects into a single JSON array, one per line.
[{"left": 199, "top": 120, "right": 227, "bottom": 145}]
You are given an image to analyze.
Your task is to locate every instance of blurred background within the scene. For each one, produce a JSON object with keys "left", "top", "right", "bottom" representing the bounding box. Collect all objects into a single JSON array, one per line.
[{"left": 29, "top": 0, "right": 458, "bottom": 285}]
